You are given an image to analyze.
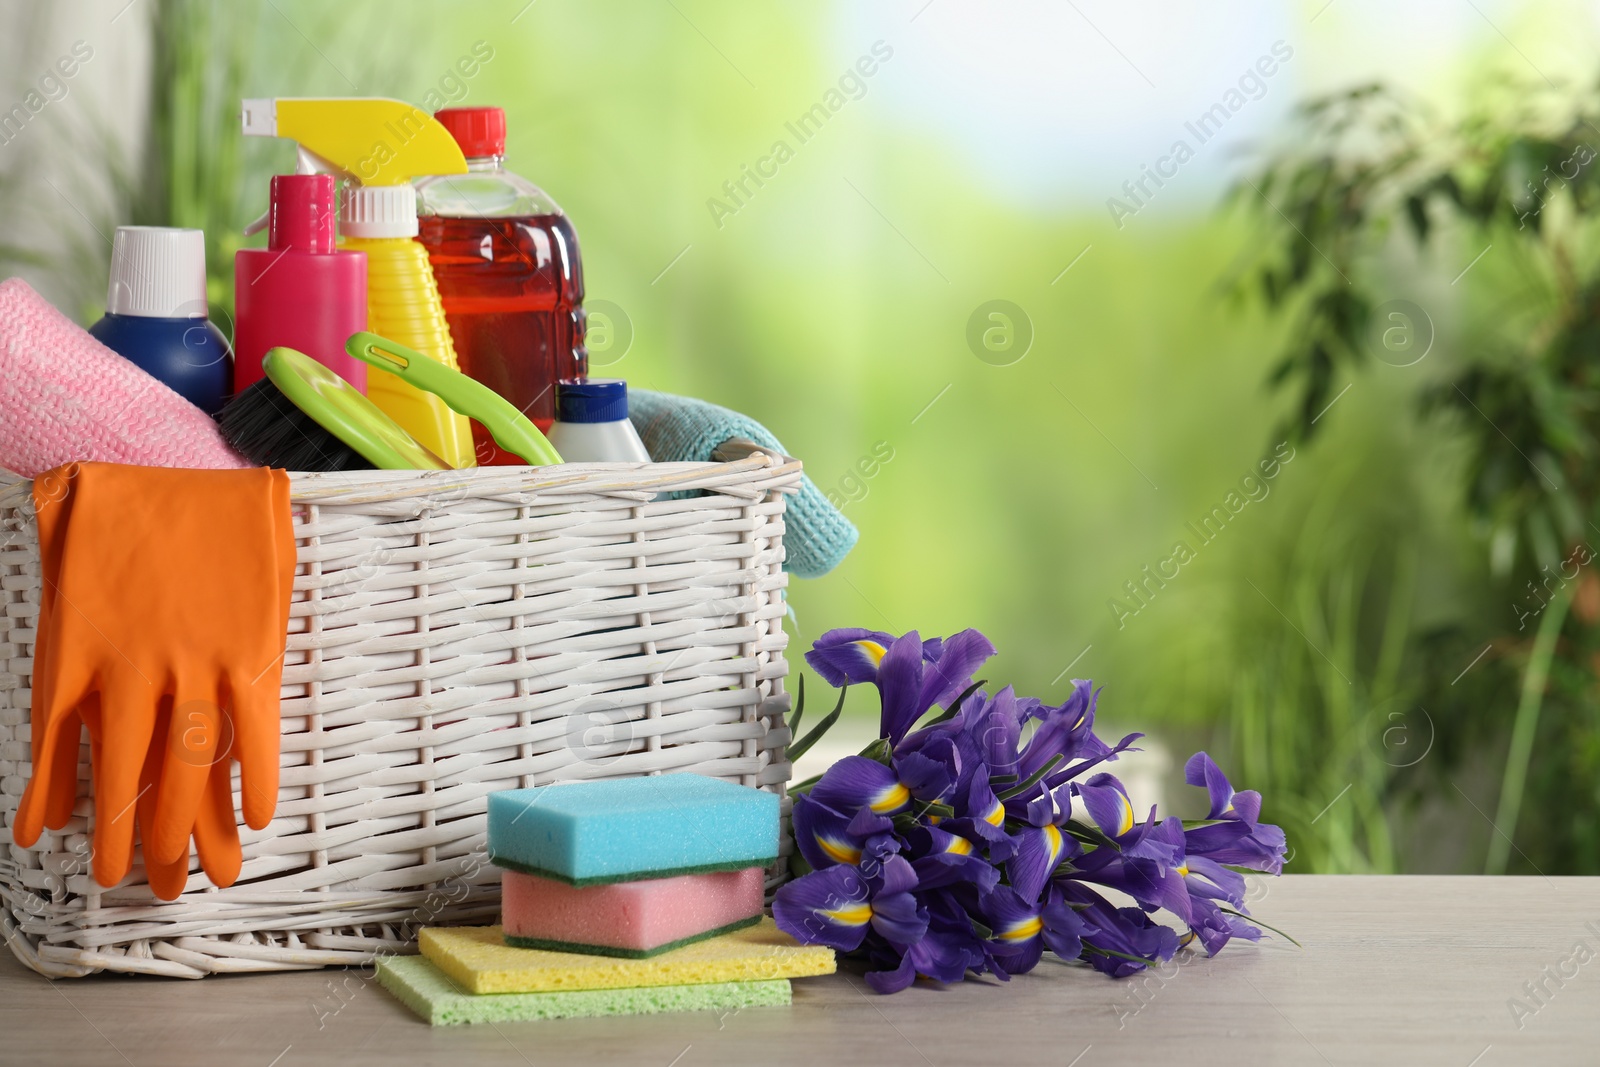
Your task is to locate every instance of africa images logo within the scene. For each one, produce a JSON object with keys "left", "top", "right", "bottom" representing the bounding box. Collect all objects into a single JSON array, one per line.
[{"left": 1106, "top": 40, "right": 1294, "bottom": 229}]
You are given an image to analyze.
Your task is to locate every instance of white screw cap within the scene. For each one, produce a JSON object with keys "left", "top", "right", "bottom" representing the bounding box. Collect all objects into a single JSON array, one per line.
[
  {"left": 341, "top": 184, "right": 419, "bottom": 238},
  {"left": 105, "top": 226, "right": 209, "bottom": 318}
]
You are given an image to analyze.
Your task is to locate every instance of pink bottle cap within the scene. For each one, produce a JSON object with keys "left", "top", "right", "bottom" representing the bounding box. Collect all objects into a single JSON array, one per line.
[{"left": 268, "top": 174, "right": 336, "bottom": 254}]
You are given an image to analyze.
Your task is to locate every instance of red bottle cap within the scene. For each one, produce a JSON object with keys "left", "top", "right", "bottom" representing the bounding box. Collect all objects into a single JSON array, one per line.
[
  {"left": 435, "top": 106, "right": 507, "bottom": 158},
  {"left": 268, "top": 174, "right": 336, "bottom": 254}
]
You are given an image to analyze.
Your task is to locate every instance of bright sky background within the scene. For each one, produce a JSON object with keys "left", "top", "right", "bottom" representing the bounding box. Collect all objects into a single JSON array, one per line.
[{"left": 830, "top": 0, "right": 1600, "bottom": 216}]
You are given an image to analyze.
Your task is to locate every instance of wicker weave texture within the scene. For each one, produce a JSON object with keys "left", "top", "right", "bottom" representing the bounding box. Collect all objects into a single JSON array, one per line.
[{"left": 0, "top": 457, "right": 798, "bottom": 978}]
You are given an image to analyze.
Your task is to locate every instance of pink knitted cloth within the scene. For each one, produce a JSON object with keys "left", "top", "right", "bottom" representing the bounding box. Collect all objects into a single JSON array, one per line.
[{"left": 0, "top": 278, "right": 248, "bottom": 476}]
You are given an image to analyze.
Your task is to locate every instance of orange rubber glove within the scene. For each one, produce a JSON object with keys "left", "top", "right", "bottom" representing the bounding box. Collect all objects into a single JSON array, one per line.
[{"left": 14, "top": 462, "right": 295, "bottom": 897}]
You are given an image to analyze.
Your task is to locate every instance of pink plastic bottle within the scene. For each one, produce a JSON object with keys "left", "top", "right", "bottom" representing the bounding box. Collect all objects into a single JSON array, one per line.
[{"left": 234, "top": 173, "right": 368, "bottom": 393}]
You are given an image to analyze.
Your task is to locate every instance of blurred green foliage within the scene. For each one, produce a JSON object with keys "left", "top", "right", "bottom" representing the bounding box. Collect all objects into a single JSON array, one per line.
[
  {"left": 1236, "top": 79, "right": 1600, "bottom": 874},
  {"left": 6, "top": 1, "right": 1585, "bottom": 874}
]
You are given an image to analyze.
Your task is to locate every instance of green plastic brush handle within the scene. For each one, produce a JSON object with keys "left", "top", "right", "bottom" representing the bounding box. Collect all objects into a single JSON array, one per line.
[{"left": 346, "top": 332, "right": 564, "bottom": 466}]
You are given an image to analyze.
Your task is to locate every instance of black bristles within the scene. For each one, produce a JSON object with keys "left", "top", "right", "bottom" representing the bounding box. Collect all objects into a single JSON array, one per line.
[{"left": 215, "top": 377, "right": 375, "bottom": 472}]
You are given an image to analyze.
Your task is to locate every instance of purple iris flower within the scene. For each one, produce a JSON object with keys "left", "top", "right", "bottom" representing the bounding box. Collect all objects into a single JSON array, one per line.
[
  {"left": 956, "top": 685, "right": 1027, "bottom": 778},
  {"left": 772, "top": 854, "right": 926, "bottom": 955},
  {"left": 1005, "top": 782, "right": 1079, "bottom": 900},
  {"left": 791, "top": 793, "right": 898, "bottom": 871},
  {"left": 809, "top": 628, "right": 995, "bottom": 744},
  {"left": 1057, "top": 880, "right": 1181, "bottom": 977},
  {"left": 937, "top": 763, "right": 1017, "bottom": 861},
  {"left": 976, "top": 881, "right": 1097, "bottom": 976},
  {"left": 863, "top": 898, "right": 984, "bottom": 993},
  {"left": 805, "top": 628, "right": 939, "bottom": 689},
  {"left": 1063, "top": 815, "right": 1191, "bottom": 923},
  {"left": 890, "top": 728, "right": 963, "bottom": 804},
  {"left": 980, "top": 884, "right": 1048, "bottom": 975},
  {"left": 1178, "top": 854, "right": 1268, "bottom": 955},
  {"left": 906, "top": 823, "right": 1000, "bottom": 892},
  {"left": 1018, "top": 680, "right": 1104, "bottom": 779},
  {"left": 776, "top": 628, "right": 1289, "bottom": 993},
  {"left": 809, "top": 756, "right": 913, "bottom": 818},
  {"left": 1183, "top": 752, "right": 1288, "bottom": 875}
]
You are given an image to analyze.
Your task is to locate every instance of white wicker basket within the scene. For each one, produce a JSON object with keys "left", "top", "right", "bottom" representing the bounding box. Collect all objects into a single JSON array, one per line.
[{"left": 0, "top": 452, "right": 800, "bottom": 978}]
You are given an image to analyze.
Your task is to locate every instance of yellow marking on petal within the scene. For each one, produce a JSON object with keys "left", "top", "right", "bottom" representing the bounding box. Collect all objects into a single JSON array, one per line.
[
  {"left": 945, "top": 835, "right": 974, "bottom": 855},
  {"left": 854, "top": 640, "right": 888, "bottom": 667},
  {"left": 1117, "top": 793, "right": 1135, "bottom": 836},
  {"left": 984, "top": 799, "right": 1005, "bottom": 826},
  {"left": 817, "top": 837, "right": 862, "bottom": 865},
  {"left": 1001, "top": 916, "right": 1043, "bottom": 941},
  {"left": 927, "top": 813, "right": 943, "bottom": 825},
  {"left": 1043, "top": 824, "right": 1063, "bottom": 864},
  {"left": 1177, "top": 864, "right": 1190, "bottom": 878},
  {"left": 824, "top": 903, "right": 873, "bottom": 926},
  {"left": 870, "top": 781, "right": 911, "bottom": 813}
]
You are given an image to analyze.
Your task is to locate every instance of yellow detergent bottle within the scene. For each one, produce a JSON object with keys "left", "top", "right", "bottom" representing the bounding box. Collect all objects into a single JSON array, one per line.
[{"left": 242, "top": 97, "right": 475, "bottom": 467}]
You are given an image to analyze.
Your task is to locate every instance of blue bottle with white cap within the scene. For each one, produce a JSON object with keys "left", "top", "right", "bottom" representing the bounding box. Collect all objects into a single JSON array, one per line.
[
  {"left": 548, "top": 379, "right": 651, "bottom": 462},
  {"left": 87, "top": 226, "right": 232, "bottom": 414}
]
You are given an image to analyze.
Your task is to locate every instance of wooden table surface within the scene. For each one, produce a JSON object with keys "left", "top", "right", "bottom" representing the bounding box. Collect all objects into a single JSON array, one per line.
[{"left": 3, "top": 875, "right": 1597, "bottom": 1066}]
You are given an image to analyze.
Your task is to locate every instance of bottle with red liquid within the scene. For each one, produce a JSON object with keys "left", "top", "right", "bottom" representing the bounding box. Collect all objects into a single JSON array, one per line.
[{"left": 417, "top": 107, "right": 586, "bottom": 463}]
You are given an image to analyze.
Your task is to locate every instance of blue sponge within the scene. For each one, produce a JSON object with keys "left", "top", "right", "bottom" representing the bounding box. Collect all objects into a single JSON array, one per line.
[{"left": 487, "top": 774, "right": 779, "bottom": 886}]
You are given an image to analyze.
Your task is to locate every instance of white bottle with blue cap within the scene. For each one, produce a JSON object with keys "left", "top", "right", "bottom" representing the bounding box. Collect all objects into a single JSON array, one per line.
[{"left": 549, "top": 378, "right": 652, "bottom": 462}]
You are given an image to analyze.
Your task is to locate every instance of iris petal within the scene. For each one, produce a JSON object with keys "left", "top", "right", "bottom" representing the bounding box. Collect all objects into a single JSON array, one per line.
[
  {"left": 895, "top": 736, "right": 961, "bottom": 803},
  {"left": 771, "top": 864, "right": 872, "bottom": 952},
  {"left": 864, "top": 953, "right": 918, "bottom": 994},
  {"left": 915, "top": 628, "right": 997, "bottom": 713},
  {"left": 806, "top": 628, "right": 899, "bottom": 687},
  {"left": 870, "top": 891, "right": 929, "bottom": 946},
  {"left": 1075, "top": 774, "right": 1137, "bottom": 839},
  {"left": 876, "top": 631, "right": 928, "bottom": 743},
  {"left": 1006, "top": 824, "right": 1067, "bottom": 900},
  {"left": 1184, "top": 750, "right": 1237, "bottom": 820},
  {"left": 810, "top": 755, "right": 908, "bottom": 817},
  {"left": 981, "top": 885, "right": 1046, "bottom": 975},
  {"left": 792, "top": 794, "right": 867, "bottom": 870}
]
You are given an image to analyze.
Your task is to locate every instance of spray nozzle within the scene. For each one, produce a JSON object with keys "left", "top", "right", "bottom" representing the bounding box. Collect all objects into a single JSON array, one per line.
[{"left": 241, "top": 97, "right": 468, "bottom": 238}]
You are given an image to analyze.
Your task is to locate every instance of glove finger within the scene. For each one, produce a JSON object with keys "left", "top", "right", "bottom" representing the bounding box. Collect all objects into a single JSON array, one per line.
[
  {"left": 14, "top": 701, "right": 87, "bottom": 848},
  {"left": 89, "top": 674, "right": 160, "bottom": 887},
  {"left": 142, "top": 846, "right": 191, "bottom": 901},
  {"left": 136, "top": 712, "right": 192, "bottom": 901},
  {"left": 227, "top": 669, "right": 281, "bottom": 831},
  {"left": 14, "top": 651, "right": 96, "bottom": 846},
  {"left": 151, "top": 689, "right": 223, "bottom": 865},
  {"left": 41, "top": 702, "right": 88, "bottom": 829},
  {"left": 17, "top": 463, "right": 89, "bottom": 845},
  {"left": 192, "top": 758, "right": 242, "bottom": 888}
]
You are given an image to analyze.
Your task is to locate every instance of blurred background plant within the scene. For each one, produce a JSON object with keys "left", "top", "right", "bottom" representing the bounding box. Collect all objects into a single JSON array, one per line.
[
  {"left": 1232, "top": 76, "right": 1600, "bottom": 873},
  {"left": 2, "top": 0, "right": 1596, "bottom": 874}
]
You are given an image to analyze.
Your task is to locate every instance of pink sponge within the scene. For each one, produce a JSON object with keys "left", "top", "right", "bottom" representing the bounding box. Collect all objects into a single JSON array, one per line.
[
  {"left": 502, "top": 867, "right": 766, "bottom": 958},
  {"left": 0, "top": 278, "right": 249, "bottom": 476}
]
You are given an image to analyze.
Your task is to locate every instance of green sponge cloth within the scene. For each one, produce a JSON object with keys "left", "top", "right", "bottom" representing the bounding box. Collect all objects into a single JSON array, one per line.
[{"left": 377, "top": 954, "right": 790, "bottom": 1026}]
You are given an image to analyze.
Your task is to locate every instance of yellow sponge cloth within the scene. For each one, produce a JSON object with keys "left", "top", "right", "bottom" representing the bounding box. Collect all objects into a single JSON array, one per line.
[{"left": 421, "top": 917, "right": 835, "bottom": 994}]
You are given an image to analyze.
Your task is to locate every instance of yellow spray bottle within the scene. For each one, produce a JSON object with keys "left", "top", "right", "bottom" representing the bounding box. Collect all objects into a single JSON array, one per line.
[{"left": 242, "top": 97, "right": 476, "bottom": 468}]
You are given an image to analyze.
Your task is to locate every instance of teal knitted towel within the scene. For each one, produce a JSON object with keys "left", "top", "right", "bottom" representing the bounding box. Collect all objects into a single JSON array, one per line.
[{"left": 629, "top": 389, "right": 858, "bottom": 578}]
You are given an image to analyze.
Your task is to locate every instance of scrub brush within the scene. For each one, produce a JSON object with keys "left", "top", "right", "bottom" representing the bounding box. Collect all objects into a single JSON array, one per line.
[
  {"left": 215, "top": 333, "right": 562, "bottom": 470},
  {"left": 216, "top": 347, "right": 445, "bottom": 471}
]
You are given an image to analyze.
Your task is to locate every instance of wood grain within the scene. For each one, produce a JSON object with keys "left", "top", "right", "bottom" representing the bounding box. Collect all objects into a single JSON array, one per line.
[{"left": 3, "top": 875, "right": 1597, "bottom": 1065}]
